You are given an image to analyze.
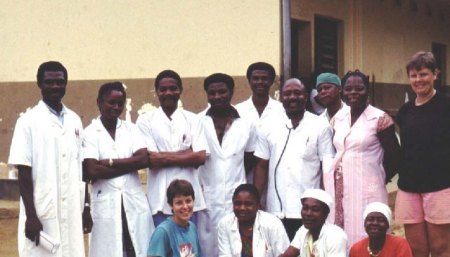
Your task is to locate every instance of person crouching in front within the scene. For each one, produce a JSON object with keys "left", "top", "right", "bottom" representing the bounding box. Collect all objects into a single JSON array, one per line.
[{"left": 279, "top": 189, "right": 348, "bottom": 257}]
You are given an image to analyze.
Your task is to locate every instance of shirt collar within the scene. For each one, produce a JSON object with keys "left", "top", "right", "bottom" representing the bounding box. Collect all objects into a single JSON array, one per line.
[
  {"left": 41, "top": 100, "right": 66, "bottom": 123},
  {"left": 205, "top": 105, "right": 240, "bottom": 118}
]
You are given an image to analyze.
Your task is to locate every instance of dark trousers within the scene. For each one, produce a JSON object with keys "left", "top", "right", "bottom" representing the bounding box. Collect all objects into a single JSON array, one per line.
[
  {"left": 281, "top": 218, "right": 303, "bottom": 241},
  {"left": 122, "top": 201, "right": 136, "bottom": 257}
]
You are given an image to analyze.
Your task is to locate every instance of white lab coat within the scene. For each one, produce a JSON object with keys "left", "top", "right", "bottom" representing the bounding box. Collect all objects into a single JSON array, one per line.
[
  {"left": 254, "top": 112, "right": 334, "bottom": 219},
  {"left": 235, "top": 96, "right": 285, "bottom": 182},
  {"left": 83, "top": 118, "right": 154, "bottom": 257},
  {"left": 197, "top": 110, "right": 257, "bottom": 257},
  {"left": 218, "top": 211, "right": 290, "bottom": 257},
  {"left": 235, "top": 96, "right": 285, "bottom": 133},
  {"left": 320, "top": 101, "right": 349, "bottom": 122},
  {"left": 136, "top": 108, "right": 208, "bottom": 215},
  {"left": 8, "top": 101, "right": 85, "bottom": 257}
]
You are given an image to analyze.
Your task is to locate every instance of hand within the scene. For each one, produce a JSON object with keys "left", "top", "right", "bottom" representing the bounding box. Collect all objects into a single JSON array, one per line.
[
  {"left": 25, "top": 215, "right": 43, "bottom": 246},
  {"left": 82, "top": 206, "right": 93, "bottom": 234}
]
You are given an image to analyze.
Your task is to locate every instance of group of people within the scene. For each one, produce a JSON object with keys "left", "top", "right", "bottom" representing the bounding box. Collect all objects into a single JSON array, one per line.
[{"left": 8, "top": 50, "right": 449, "bottom": 257}]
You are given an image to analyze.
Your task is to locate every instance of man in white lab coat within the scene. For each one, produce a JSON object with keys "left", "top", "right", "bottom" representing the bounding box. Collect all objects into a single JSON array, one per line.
[
  {"left": 197, "top": 73, "right": 257, "bottom": 257},
  {"left": 136, "top": 70, "right": 208, "bottom": 227},
  {"left": 8, "top": 61, "right": 86, "bottom": 257},
  {"left": 235, "top": 62, "right": 284, "bottom": 183},
  {"left": 254, "top": 78, "right": 334, "bottom": 240}
]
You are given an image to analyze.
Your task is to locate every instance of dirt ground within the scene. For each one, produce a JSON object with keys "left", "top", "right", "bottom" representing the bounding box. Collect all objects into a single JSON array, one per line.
[
  {"left": 0, "top": 200, "right": 19, "bottom": 257},
  {"left": 0, "top": 193, "right": 404, "bottom": 257},
  {"left": 0, "top": 201, "right": 89, "bottom": 257}
]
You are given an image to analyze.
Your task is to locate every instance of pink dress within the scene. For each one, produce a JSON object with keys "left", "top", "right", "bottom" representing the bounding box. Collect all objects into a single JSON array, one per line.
[{"left": 324, "top": 105, "right": 393, "bottom": 245}]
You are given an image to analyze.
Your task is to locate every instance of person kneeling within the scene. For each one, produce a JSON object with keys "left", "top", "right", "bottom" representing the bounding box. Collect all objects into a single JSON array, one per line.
[
  {"left": 218, "top": 184, "right": 290, "bottom": 257},
  {"left": 147, "top": 179, "right": 202, "bottom": 257},
  {"left": 279, "top": 189, "right": 348, "bottom": 257},
  {"left": 349, "top": 202, "right": 412, "bottom": 257}
]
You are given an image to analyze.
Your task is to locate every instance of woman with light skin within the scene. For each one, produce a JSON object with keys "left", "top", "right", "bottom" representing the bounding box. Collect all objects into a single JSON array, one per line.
[
  {"left": 147, "top": 179, "right": 202, "bottom": 257},
  {"left": 217, "top": 184, "right": 289, "bottom": 257},
  {"left": 395, "top": 51, "right": 450, "bottom": 257},
  {"left": 350, "top": 202, "right": 412, "bottom": 257},
  {"left": 323, "top": 70, "right": 401, "bottom": 245}
]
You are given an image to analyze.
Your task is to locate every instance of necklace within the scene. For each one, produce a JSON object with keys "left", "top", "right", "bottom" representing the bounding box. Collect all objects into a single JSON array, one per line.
[{"left": 367, "top": 246, "right": 381, "bottom": 257}]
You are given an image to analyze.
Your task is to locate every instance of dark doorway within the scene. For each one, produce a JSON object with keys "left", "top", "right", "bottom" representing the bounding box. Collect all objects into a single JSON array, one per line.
[{"left": 432, "top": 43, "right": 447, "bottom": 93}]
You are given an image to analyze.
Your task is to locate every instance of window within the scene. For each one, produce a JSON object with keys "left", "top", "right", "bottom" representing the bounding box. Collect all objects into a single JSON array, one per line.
[{"left": 314, "top": 16, "right": 340, "bottom": 74}]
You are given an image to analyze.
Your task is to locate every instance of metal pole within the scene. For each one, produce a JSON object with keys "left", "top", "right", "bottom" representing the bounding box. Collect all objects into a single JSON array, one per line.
[{"left": 281, "top": 0, "right": 292, "bottom": 83}]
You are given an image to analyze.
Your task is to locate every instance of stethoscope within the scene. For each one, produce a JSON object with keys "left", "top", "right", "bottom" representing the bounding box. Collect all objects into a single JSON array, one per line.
[{"left": 273, "top": 124, "right": 294, "bottom": 215}]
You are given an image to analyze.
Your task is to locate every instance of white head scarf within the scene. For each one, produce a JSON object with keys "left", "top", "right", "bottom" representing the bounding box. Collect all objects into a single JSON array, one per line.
[
  {"left": 301, "top": 189, "right": 333, "bottom": 209},
  {"left": 363, "top": 202, "right": 392, "bottom": 226}
]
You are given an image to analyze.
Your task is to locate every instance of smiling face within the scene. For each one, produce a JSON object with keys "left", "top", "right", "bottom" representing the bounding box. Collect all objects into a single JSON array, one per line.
[
  {"left": 39, "top": 71, "right": 67, "bottom": 108},
  {"left": 206, "top": 82, "right": 233, "bottom": 111},
  {"left": 408, "top": 67, "right": 437, "bottom": 98},
  {"left": 97, "top": 90, "right": 125, "bottom": 122},
  {"left": 364, "top": 212, "right": 389, "bottom": 238},
  {"left": 233, "top": 191, "right": 259, "bottom": 225},
  {"left": 301, "top": 198, "right": 328, "bottom": 232},
  {"left": 343, "top": 75, "right": 368, "bottom": 110},
  {"left": 156, "top": 77, "right": 182, "bottom": 115},
  {"left": 249, "top": 70, "right": 273, "bottom": 97},
  {"left": 171, "top": 194, "right": 194, "bottom": 226},
  {"left": 280, "top": 80, "right": 308, "bottom": 117}
]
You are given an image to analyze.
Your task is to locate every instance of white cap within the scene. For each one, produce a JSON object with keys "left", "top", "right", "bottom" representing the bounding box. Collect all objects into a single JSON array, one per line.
[
  {"left": 301, "top": 189, "right": 333, "bottom": 209},
  {"left": 363, "top": 202, "right": 392, "bottom": 226}
]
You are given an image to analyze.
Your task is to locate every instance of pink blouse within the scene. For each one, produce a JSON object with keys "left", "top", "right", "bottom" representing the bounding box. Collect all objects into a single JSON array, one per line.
[{"left": 324, "top": 105, "right": 393, "bottom": 245}]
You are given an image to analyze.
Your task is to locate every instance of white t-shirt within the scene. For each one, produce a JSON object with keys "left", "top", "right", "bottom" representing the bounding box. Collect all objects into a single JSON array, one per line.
[{"left": 291, "top": 222, "right": 348, "bottom": 257}]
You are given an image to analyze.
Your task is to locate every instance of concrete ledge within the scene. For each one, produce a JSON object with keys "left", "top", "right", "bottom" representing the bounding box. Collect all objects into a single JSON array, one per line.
[{"left": 0, "top": 179, "right": 19, "bottom": 201}]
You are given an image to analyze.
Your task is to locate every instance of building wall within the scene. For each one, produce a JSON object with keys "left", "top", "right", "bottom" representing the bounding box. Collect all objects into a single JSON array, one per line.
[
  {"left": 0, "top": 1, "right": 282, "bottom": 163},
  {"left": 361, "top": 0, "right": 450, "bottom": 85},
  {"left": 290, "top": 0, "right": 450, "bottom": 113},
  {"left": 0, "top": 1, "right": 281, "bottom": 81},
  {"left": 290, "top": 0, "right": 450, "bottom": 83}
]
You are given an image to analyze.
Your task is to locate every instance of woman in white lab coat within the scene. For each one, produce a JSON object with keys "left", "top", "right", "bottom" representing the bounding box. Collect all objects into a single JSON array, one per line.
[
  {"left": 83, "top": 82, "right": 154, "bottom": 257},
  {"left": 217, "top": 184, "right": 290, "bottom": 257}
]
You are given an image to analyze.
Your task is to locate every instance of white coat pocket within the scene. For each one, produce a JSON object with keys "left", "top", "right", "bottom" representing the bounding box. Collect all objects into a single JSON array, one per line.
[
  {"left": 34, "top": 184, "right": 55, "bottom": 220},
  {"left": 91, "top": 195, "right": 112, "bottom": 219},
  {"left": 300, "top": 136, "right": 317, "bottom": 161}
]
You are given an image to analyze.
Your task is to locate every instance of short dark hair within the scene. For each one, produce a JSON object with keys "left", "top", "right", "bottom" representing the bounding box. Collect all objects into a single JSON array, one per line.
[
  {"left": 342, "top": 69, "right": 370, "bottom": 89},
  {"left": 155, "top": 70, "right": 183, "bottom": 90},
  {"left": 37, "top": 61, "right": 68, "bottom": 85},
  {"left": 232, "top": 184, "right": 260, "bottom": 203},
  {"left": 166, "top": 179, "right": 195, "bottom": 206},
  {"left": 203, "top": 73, "right": 234, "bottom": 93},
  {"left": 246, "top": 62, "right": 276, "bottom": 82},
  {"left": 97, "top": 82, "right": 126, "bottom": 100},
  {"left": 406, "top": 51, "right": 438, "bottom": 74}
]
